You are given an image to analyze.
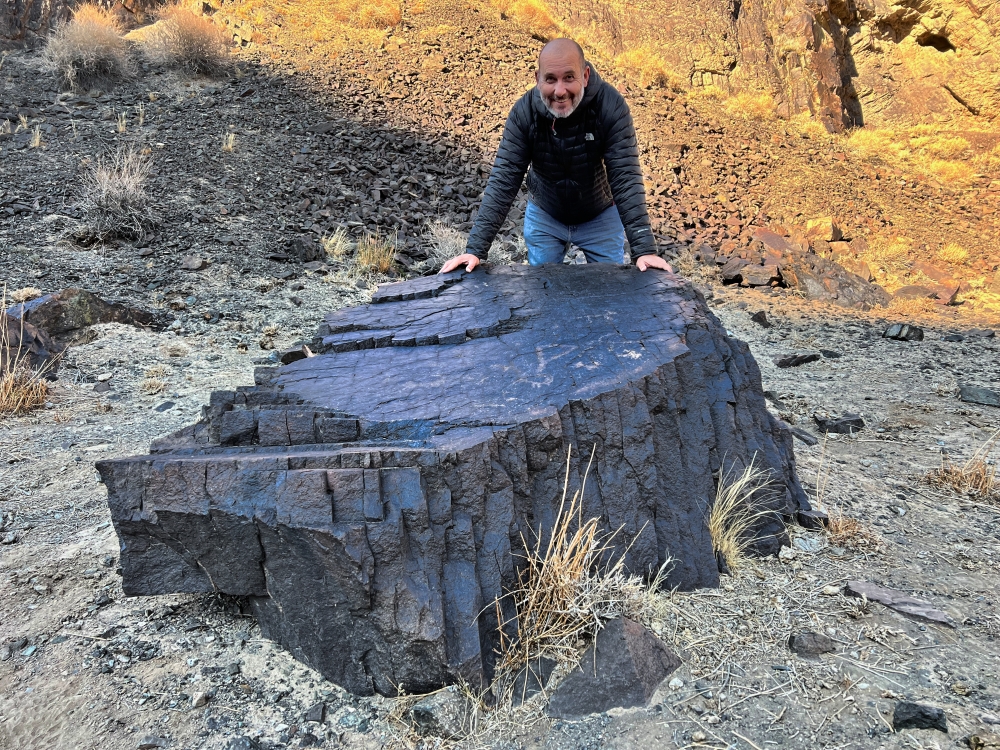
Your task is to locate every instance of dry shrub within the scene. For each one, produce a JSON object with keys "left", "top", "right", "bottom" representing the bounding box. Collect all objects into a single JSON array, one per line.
[
  {"left": 709, "top": 461, "right": 777, "bottom": 573},
  {"left": 887, "top": 296, "right": 937, "bottom": 316},
  {"left": 724, "top": 91, "right": 776, "bottom": 120},
  {"left": 355, "top": 0, "right": 402, "bottom": 28},
  {"left": 9, "top": 287, "right": 42, "bottom": 303},
  {"left": 81, "top": 146, "right": 156, "bottom": 240},
  {"left": 354, "top": 230, "right": 397, "bottom": 274},
  {"left": 422, "top": 220, "right": 524, "bottom": 271},
  {"left": 140, "top": 376, "right": 167, "bottom": 394},
  {"left": 926, "top": 430, "right": 999, "bottom": 503},
  {"left": 321, "top": 226, "right": 353, "bottom": 260},
  {"left": 494, "top": 446, "right": 664, "bottom": 690},
  {"left": 826, "top": 511, "right": 883, "bottom": 551},
  {"left": 43, "top": 3, "right": 132, "bottom": 90},
  {"left": 615, "top": 47, "right": 678, "bottom": 89},
  {"left": 494, "top": 0, "right": 557, "bottom": 32},
  {"left": 143, "top": 4, "right": 231, "bottom": 75},
  {"left": 1, "top": 291, "right": 50, "bottom": 416},
  {"left": 846, "top": 125, "right": 980, "bottom": 185},
  {"left": 937, "top": 242, "right": 968, "bottom": 265}
]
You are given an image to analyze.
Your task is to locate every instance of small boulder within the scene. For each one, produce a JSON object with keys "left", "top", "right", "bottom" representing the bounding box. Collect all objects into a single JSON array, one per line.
[
  {"left": 814, "top": 414, "right": 865, "bottom": 434},
  {"left": 959, "top": 385, "right": 1000, "bottom": 408},
  {"left": 303, "top": 701, "right": 326, "bottom": 723},
  {"left": 0, "top": 313, "right": 62, "bottom": 375},
  {"left": 774, "top": 353, "right": 821, "bottom": 368},
  {"left": 893, "top": 285, "right": 938, "bottom": 300},
  {"left": 409, "top": 685, "right": 472, "bottom": 739},
  {"left": 883, "top": 324, "right": 924, "bottom": 342},
  {"left": 546, "top": 618, "right": 681, "bottom": 718},
  {"left": 180, "top": 255, "right": 207, "bottom": 271},
  {"left": 138, "top": 737, "right": 169, "bottom": 749},
  {"left": 893, "top": 701, "right": 947, "bottom": 733},
  {"left": 289, "top": 237, "right": 324, "bottom": 263},
  {"left": 749, "top": 310, "right": 771, "bottom": 328},
  {"left": 721, "top": 257, "right": 749, "bottom": 284},
  {"left": 6, "top": 288, "right": 157, "bottom": 342},
  {"left": 804, "top": 217, "right": 843, "bottom": 242},
  {"left": 789, "top": 632, "right": 836, "bottom": 656}
]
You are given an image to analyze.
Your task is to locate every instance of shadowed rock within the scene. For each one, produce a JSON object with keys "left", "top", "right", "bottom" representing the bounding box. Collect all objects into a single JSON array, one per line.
[{"left": 97, "top": 265, "right": 810, "bottom": 696}]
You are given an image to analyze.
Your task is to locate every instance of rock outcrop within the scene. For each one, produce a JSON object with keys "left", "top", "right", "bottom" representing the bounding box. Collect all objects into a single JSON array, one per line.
[
  {"left": 97, "top": 265, "right": 810, "bottom": 696},
  {"left": 546, "top": 0, "right": 1000, "bottom": 129}
]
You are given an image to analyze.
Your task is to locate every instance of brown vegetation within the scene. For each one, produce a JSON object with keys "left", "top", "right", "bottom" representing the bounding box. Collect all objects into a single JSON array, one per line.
[
  {"left": 42, "top": 3, "right": 131, "bottom": 90},
  {"left": 0, "top": 292, "right": 49, "bottom": 416},
  {"left": 142, "top": 3, "right": 231, "bottom": 75},
  {"left": 709, "top": 462, "right": 777, "bottom": 572},
  {"left": 927, "top": 431, "right": 1000, "bottom": 503}
]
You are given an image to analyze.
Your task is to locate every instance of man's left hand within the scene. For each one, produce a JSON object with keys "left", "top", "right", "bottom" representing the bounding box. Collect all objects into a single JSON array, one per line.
[{"left": 635, "top": 254, "right": 674, "bottom": 272}]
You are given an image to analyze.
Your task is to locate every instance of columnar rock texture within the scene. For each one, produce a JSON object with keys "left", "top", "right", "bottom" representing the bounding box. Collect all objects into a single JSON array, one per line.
[{"left": 97, "top": 265, "right": 810, "bottom": 696}]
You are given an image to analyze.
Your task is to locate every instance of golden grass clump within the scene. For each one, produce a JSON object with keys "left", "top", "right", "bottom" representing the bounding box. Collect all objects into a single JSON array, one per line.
[
  {"left": 1, "top": 292, "right": 51, "bottom": 416},
  {"left": 321, "top": 226, "right": 353, "bottom": 260},
  {"left": 845, "top": 125, "right": 981, "bottom": 185},
  {"left": 926, "top": 430, "right": 999, "bottom": 503},
  {"left": 494, "top": 446, "right": 664, "bottom": 686},
  {"left": 493, "top": 0, "right": 557, "bottom": 32},
  {"left": 937, "top": 242, "right": 968, "bottom": 265},
  {"left": 709, "top": 461, "right": 777, "bottom": 573},
  {"left": 81, "top": 146, "right": 156, "bottom": 240},
  {"left": 355, "top": 0, "right": 402, "bottom": 28},
  {"left": 43, "top": 3, "right": 132, "bottom": 90},
  {"left": 354, "top": 230, "right": 397, "bottom": 274},
  {"left": 724, "top": 91, "right": 776, "bottom": 120},
  {"left": 142, "top": 4, "right": 231, "bottom": 75},
  {"left": 9, "top": 287, "right": 42, "bottom": 304},
  {"left": 825, "top": 511, "right": 883, "bottom": 551},
  {"left": 614, "top": 47, "right": 678, "bottom": 89}
]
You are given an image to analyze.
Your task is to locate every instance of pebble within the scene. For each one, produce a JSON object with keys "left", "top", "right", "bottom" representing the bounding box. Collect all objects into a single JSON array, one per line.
[{"left": 192, "top": 691, "right": 210, "bottom": 708}]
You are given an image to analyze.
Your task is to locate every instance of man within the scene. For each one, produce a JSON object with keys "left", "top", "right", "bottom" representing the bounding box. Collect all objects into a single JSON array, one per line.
[{"left": 440, "top": 38, "right": 672, "bottom": 274}]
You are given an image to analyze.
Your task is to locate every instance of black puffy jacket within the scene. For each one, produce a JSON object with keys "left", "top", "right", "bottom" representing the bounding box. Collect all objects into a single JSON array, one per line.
[{"left": 466, "top": 64, "right": 655, "bottom": 261}]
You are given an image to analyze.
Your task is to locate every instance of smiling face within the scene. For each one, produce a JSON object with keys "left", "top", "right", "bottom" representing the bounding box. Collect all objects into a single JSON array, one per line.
[{"left": 536, "top": 39, "right": 589, "bottom": 118}]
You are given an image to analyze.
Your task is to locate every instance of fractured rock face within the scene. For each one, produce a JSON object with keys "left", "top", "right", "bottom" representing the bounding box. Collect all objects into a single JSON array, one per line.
[{"left": 97, "top": 265, "right": 810, "bottom": 696}]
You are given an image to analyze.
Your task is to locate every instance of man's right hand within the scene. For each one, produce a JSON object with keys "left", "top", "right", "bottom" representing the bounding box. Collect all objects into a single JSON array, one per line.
[{"left": 439, "top": 254, "right": 481, "bottom": 274}]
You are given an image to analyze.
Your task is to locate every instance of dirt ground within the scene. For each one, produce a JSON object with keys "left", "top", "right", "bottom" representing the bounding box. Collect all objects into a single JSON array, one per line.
[{"left": 2, "top": 2, "right": 1000, "bottom": 748}]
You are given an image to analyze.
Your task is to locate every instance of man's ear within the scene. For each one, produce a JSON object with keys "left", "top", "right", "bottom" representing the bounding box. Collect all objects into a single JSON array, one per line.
[{"left": 582, "top": 64, "right": 590, "bottom": 87}]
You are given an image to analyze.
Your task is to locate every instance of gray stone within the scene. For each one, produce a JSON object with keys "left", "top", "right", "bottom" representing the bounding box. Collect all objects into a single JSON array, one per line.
[
  {"left": 511, "top": 656, "right": 556, "bottom": 706},
  {"left": 893, "top": 701, "right": 947, "bottom": 733},
  {"left": 303, "top": 701, "right": 325, "bottom": 723},
  {"left": 97, "top": 265, "right": 809, "bottom": 697},
  {"left": 814, "top": 414, "right": 865, "bottom": 434},
  {"left": 0, "top": 312, "right": 62, "bottom": 375},
  {"left": 774, "top": 353, "right": 821, "bottom": 368},
  {"left": 547, "top": 618, "right": 681, "bottom": 718},
  {"left": 409, "top": 686, "right": 472, "bottom": 739},
  {"left": 959, "top": 384, "right": 1000, "bottom": 408},
  {"left": 883, "top": 323, "right": 924, "bottom": 342},
  {"left": 846, "top": 581, "right": 956, "bottom": 627},
  {"left": 6, "top": 288, "right": 157, "bottom": 343},
  {"left": 789, "top": 631, "right": 835, "bottom": 656},
  {"left": 138, "top": 737, "right": 169, "bottom": 749}
]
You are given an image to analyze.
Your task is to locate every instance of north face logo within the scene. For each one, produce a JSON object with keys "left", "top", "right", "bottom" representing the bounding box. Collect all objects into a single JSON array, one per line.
[{"left": 584, "top": 133, "right": 595, "bottom": 141}]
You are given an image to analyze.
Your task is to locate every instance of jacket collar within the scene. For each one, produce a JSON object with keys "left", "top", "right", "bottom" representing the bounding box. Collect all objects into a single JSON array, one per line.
[{"left": 531, "top": 62, "right": 603, "bottom": 121}]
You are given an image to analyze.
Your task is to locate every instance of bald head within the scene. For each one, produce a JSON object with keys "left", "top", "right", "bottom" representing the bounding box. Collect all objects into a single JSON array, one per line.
[
  {"left": 536, "top": 38, "right": 589, "bottom": 118},
  {"left": 538, "top": 38, "right": 585, "bottom": 72}
]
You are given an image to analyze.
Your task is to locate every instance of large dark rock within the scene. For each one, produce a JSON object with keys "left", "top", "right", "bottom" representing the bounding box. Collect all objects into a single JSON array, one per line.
[
  {"left": 6, "top": 288, "right": 158, "bottom": 343},
  {"left": 547, "top": 618, "right": 681, "bottom": 718},
  {"left": 96, "top": 265, "right": 810, "bottom": 696}
]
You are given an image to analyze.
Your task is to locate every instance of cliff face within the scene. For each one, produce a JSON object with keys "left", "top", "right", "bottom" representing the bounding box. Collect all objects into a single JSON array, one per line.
[{"left": 547, "top": 0, "right": 999, "bottom": 130}]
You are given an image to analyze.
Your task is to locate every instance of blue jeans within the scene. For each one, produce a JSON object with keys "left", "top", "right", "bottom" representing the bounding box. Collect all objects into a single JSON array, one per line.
[{"left": 523, "top": 202, "right": 626, "bottom": 265}]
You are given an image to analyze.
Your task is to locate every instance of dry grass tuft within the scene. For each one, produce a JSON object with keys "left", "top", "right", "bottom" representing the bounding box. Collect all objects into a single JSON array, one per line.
[
  {"left": 43, "top": 3, "right": 132, "bottom": 90},
  {"left": 1, "top": 290, "right": 51, "bottom": 416},
  {"left": 846, "top": 124, "right": 983, "bottom": 185},
  {"left": 354, "top": 230, "right": 398, "bottom": 274},
  {"left": 81, "top": 146, "right": 156, "bottom": 240},
  {"left": 422, "top": 220, "right": 524, "bottom": 271},
  {"left": 709, "top": 461, "right": 777, "bottom": 573},
  {"left": 9, "top": 287, "right": 42, "bottom": 304},
  {"left": 221, "top": 132, "right": 236, "bottom": 152},
  {"left": 493, "top": 0, "right": 557, "bottom": 33},
  {"left": 936, "top": 242, "right": 968, "bottom": 265},
  {"left": 494, "top": 446, "right": 666, "bottom": 690},
  {"left": 614, "top": 46, "right": 679, "bottom": 89},
  {"left": 142, "top": 4, "right": 231, "bottom": 75},
  {"left": 826, "top": 511, "right": 883, "bottom": 551},
  {"left": 321, "top": 226, "right": 353, "bottom": 260},
  {"left": 926, "top": 430, "right": 999, "bottom": 503},
  {"left": 724, "top": 92, "right": 776, "bottom": 120}
]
